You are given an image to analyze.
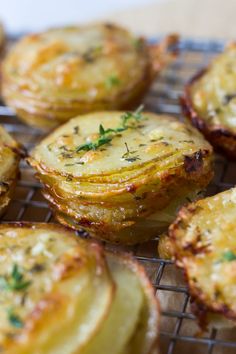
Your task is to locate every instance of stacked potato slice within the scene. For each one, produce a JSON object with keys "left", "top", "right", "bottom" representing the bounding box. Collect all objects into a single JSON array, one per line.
[
  {"left": 0, "top": 125, "right": 22, "bottom": 214},
  {"left": 169, "top": 187, "right": 236, "bottom": 329},
  {"left": 1, "top": 23, "right": 177, "bottom": 129},
  {"left": 29, "top": 109, "right": 213, "bottom": 244},
  {"left": 182, "top": 44, "right": 236, "bottom": 159},
  {"left": 0, "top": 223, "right": 159, "bottom": 354}
]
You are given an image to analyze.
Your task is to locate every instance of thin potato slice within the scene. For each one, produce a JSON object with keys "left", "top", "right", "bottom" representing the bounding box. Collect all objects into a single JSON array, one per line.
[
  {"left": 169, "top": 187, "right": 236, "bottom": 329},
  {"left": 122, "top": 256, "right": 160, "bottom": 354},
  {"left": 81, "top": 252, "right": 159, "bottom": 354},
  {"left": 80, "top": 253, "right": 143, "bottom": 354}
]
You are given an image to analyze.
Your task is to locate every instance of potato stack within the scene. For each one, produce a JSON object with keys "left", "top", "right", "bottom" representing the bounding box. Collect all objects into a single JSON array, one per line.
[
  {"left": 29, "top": 109, "right": 213, "bottom": 244},
  {"left": 1, "top": 23, "right": 177, "bottom": 130},
  {"left": 0, "top": 125, "right": 22, "bottom": 214},
  {"left": 169, "top": 187, "right": 236, "bottom": 330},
  {"left": 182, "top": 44, "right": 236, "bottom": 159},
  {"left": 0, "top": 223, "right": 159, "bottom": 354}
]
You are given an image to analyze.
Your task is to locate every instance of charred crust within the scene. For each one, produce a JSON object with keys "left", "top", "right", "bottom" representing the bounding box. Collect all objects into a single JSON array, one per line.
[
  {"left": 77, "top": 217, "right": 93, "bottom": 228},
  {"left": 126, "top": 184, "right": 137, "bottom": 193},
  {"left": 190, "top": 301, "right": 210, "bottom": 331},
  {"left": 170, "top": 198, "right": 236, "bottom": 330},
  {"left": 181, "top": 68, "right": 236, "bottom": 160},
  {"left": 182, "top": 239, "right": 211, "bottom": 255},
  {"left": 0, "top": 181, "right": 9, "bottom": 192},
  {"left": 184, "top": 151, "right": 204, "bottom": 173},
  {"left": 11, "top": 144, "right": 27, "bottom": 158},
  {"left": 190, "top": 290, "right": 236, "bottom": 330}
]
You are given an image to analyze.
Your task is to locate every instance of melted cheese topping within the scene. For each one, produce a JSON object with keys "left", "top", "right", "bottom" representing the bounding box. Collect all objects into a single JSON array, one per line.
[
  {"left": 3, "top": 24, "right": 148, "bottom": 102},
  {"left": 172, "top": 187, "right": 236, "bottom": 317},
  {"left": 190, "top": 45, "right": 236, "bottom": 133},
  {"left": 30, "top": 111, "right": 211, "bottom": 178}
]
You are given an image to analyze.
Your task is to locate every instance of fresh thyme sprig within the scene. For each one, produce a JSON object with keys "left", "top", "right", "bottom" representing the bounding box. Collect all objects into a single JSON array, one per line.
[
  {"left": 76, "top": 105, "right": 144, "bottom": 153},
  {"left": 0, "top": 264, "right": 31, "bottom": 292},
  {"left": 120, "top": 104, "right": 144, "bottom": 128}
]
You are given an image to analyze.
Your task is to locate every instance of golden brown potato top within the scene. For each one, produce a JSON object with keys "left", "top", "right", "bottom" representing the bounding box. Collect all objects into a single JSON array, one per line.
[
  {"left": 190, "top": 44, "right": 236, "bottom": 133},
  {"left": 0, "top": 223, "right": 113, "bottom": 353},
  {"left": 30, "top": 110, "right": 212, "bottom": 179},
  {"left": 2, "top": 23, "right": 149, "bottom": 102},
  {"left": 170, "top": 187, "right": 236, "bottom": 318},
  {"left": 0, "top": 224, "right": 79, "bottom": 337}
]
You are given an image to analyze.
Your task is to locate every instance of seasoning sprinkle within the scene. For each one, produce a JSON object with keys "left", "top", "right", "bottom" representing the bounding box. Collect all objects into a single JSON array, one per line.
[{"left": 76, "top": 105, "right": 144, "bottom": 153}]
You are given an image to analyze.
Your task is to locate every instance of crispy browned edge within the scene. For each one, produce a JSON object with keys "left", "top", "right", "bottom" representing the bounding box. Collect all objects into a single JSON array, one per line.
[
  {"left": 181, "top": 68, "right": 236, "bottom": 160},
  {"left": 169, "top": 200, "right": 236, "bottom": 330}
]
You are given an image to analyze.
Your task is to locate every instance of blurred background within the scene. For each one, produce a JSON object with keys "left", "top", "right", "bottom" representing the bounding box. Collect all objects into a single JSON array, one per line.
[{"left": 1, "top": 0, "right": 236, "bottom": 39}]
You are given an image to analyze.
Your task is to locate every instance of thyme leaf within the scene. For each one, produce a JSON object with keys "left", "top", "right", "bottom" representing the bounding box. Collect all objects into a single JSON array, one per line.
[
  {"left": 76, "top": 105, "right": 144, "bottom": 153},
  {"left": 7, "top": 309, "right": 23, "bottom": 328},
  {"left": 0, "top": 264, "right": 31, "bottom": 292}
]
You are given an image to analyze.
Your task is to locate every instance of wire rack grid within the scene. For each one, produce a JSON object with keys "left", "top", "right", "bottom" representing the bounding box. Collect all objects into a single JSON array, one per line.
[{"left": 0, "top": 37, "right": 236, "bottom": 354}]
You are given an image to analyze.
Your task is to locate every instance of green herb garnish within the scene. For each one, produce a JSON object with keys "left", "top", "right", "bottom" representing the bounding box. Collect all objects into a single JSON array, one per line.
[
  {"left": 120, "top": 105, "right": 144, "bottom": 128},
  {"left": 105, "top": 75, "right": 120, "bottom": 89},
  {"left": 7, "top": 308, "right": 23, "bottom": 328},
  {"left": 76, "top": 105, "right": 144, "bottom": 153},
  {"left": 0, "top": 264, "right": 31, "bottom": 292},
  {"left": 219, "top": 250, "right": 236, "bottom": 262},
  {"left": 76, "top": 134, "right": 112, "bottom": 152}
]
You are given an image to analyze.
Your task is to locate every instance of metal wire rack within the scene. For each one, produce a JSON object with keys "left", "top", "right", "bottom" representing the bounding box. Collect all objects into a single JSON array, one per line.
[{"left": 1, "top": 37, "right": 236, "bottom": 354}]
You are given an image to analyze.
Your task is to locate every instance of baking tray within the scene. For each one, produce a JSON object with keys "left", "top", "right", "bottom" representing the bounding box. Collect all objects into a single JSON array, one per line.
[{"left": 1, "top": 37, "right": 236, "bottom": 354}]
